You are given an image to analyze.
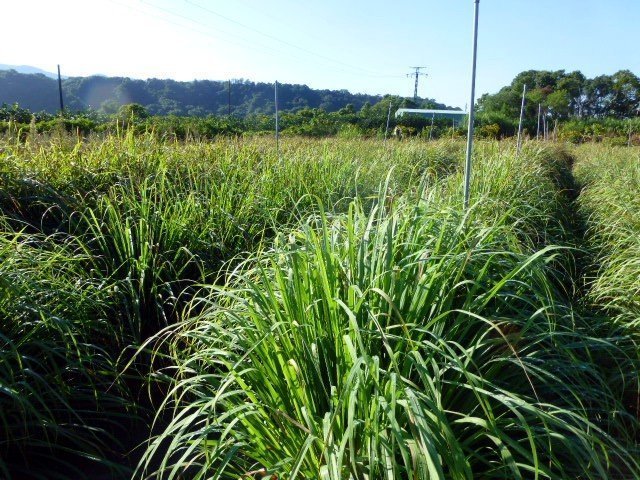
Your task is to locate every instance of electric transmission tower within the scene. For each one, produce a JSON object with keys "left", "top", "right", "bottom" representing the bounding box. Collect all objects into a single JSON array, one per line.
[{"left": 407, "top": 67, "right": 428, "bottom": 102}]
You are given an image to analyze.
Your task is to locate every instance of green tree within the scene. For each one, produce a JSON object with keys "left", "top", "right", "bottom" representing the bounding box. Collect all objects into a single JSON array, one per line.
[
  {"left": 546, "top": 89, "right": 571, "bottom": 119},
  {"left": 557, "top": 71, "right": 586, "bottom": 116},
  {"left": 118, "top": 103, "right": 149, "bottom": 123},
  {"left": 584, "top": 75, "right": 613, "bottom": 117},
  {"left": 610, "top": 70, "right": 640, "bottom": 117}
]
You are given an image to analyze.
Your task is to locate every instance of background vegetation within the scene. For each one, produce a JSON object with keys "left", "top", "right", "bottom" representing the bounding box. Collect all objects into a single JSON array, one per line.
[{"left": 2, "top": 68, "right": 639, "bottom": 142}]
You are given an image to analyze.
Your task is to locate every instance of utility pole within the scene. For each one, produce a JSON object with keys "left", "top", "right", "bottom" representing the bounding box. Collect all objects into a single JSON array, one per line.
[
  {"left": 429, "top": 113, "right": 435, "bottom": 140},
  {"left": 516, "top": 84, "right": 526, "bottom": 155},
  {"left": 407, "top": 67, "right": 428, "bottom": 102},
  {"left": 57, "top": 65, "right": 64, "bottom": 113},
  {"left": 227, "top": 80, "right": 231, "bottom": 116},
  {"left": 463, "top": 0, "right": 480, "bottom": 210},
  {"left": 384, "top": 102, "right": 392, "bottom": 143},
  {"left": 274, "top": 80, "right": 279, "bottom": 155}
]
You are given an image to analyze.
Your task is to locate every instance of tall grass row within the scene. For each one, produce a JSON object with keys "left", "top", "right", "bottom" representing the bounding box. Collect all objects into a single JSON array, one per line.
[
  {"left": 138, "top": 144, "right": 640, "bottom": 479},
  {"left": 573, "top": 144, "right": 640, "bottom": 328},
  {"left": 0, "top": 134, "right": 461, "bottom": 478}
]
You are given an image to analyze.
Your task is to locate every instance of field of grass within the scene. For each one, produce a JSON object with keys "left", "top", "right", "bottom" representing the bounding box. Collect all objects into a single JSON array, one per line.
[
  {"left": 574, "top": 144, "right": 640, "bottom": 330},
  {"left": 1, "top": 132, "right": 639, "bottom": 479}
]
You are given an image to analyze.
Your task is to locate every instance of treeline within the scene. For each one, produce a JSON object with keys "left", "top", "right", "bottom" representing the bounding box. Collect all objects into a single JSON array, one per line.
[
  {"left": 2, "top": 68, "right": 639, "bottom": 143},
  {"left": 2, "top": 101, "right": 639, "bottom": 145},
  {"left": 0, "top": 98, "right": 456, "bottom": 139},
  {"left": 0, "top": 69, "right": 452, "bottom": 116},
  {"left": 477, "top": 69, "right": 640, "bottom": 136}
]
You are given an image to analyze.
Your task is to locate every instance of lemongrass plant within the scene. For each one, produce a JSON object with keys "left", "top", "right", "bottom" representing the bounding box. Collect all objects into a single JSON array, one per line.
[
  {"left": 574, "top": 144, "right": 640, "bottom": 329},
  {"left": 0, "top": 227, "right": 135, "bottom": 479},
  {"left": 0, "top": 133, "right": 463, "bottom": 479},
  {"left": 138, "top": 147, "right": 640, "bottom": 479}
]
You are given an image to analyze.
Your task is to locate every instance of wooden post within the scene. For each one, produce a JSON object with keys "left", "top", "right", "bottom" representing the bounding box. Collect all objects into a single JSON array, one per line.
[{"left": 57, "top": 65, "right": 64, "bottom": 113}]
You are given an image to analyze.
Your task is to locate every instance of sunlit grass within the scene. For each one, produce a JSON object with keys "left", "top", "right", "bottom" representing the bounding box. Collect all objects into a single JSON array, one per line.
[
  {"left": 0, "top": 227, "right": 135, "bottom": 478},
  {"left": 0, "top": 133, "right": 462, "bottom": 477},
  {"left": 574, "top": 144, "right": 640, "bottom": 328},
  {"left": 137, "top": 144, "right": 640, "bottom": 479},
  {"left": 1, "top": 133, "right": 639, "bottom": 478}
]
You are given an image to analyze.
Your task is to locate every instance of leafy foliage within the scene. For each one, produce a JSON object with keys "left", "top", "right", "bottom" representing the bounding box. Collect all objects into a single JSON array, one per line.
[{"left": 478, "top": 69, "right": 640, "bottom": 138}]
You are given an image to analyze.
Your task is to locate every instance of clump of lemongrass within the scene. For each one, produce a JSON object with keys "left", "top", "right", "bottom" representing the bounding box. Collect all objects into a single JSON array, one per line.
[{"left": 139, "top": 186, "right": 639, "bottom": 479}]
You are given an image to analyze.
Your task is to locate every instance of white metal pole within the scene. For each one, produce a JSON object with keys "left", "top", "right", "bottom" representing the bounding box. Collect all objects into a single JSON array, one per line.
[
  {"left": 463, "top": 0, "right": 480, "bottom": 210},
  {"left": 516, "top": 83, "right": 526, "bottom": 155},
  {"left": 536, "top": 103, "right": 541, "bottom": 140},
  {"left": 429, "top": 113, "right": 435, "bottom": 140},
  {"left": 275, "top": 80, "right": 279, "bottom": 156},
  {"left": 384, "top": 102, "right": 392, "bottom": 143}
]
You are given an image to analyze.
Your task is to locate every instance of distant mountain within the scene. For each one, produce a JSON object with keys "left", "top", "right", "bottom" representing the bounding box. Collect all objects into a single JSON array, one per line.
[
  {"left": 0, "top": 69, "right": 454, "bottom": 116},
  {"left": 0, "top": 64, "right": 62, "bottom": 79}
]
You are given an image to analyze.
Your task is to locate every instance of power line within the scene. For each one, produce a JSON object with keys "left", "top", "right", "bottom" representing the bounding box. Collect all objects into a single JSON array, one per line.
[
  {"left": 104, "top": 0, "right": 262, "bottom": 54},
  {"left": 135, "top": 0, "right": 281, "bottom": 56},
  {"left": 182, "top": 0, "right": 398, "bottom": 78},
  {"left": 106, "top": 0, "right": 334, "bottom": 76},
  {"left": 102, "top": 0, "right": 404, "bottom": 85}
]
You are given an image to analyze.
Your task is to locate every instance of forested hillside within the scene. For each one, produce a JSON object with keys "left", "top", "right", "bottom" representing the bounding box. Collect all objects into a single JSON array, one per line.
[{"left": 0, "top": 69, "right": 451, "bottom": 116}]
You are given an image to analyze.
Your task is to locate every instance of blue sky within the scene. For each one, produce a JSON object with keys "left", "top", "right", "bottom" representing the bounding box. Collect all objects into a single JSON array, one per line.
[{"left": 4, "top": 0, "right": 639, "bottom": 108}]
